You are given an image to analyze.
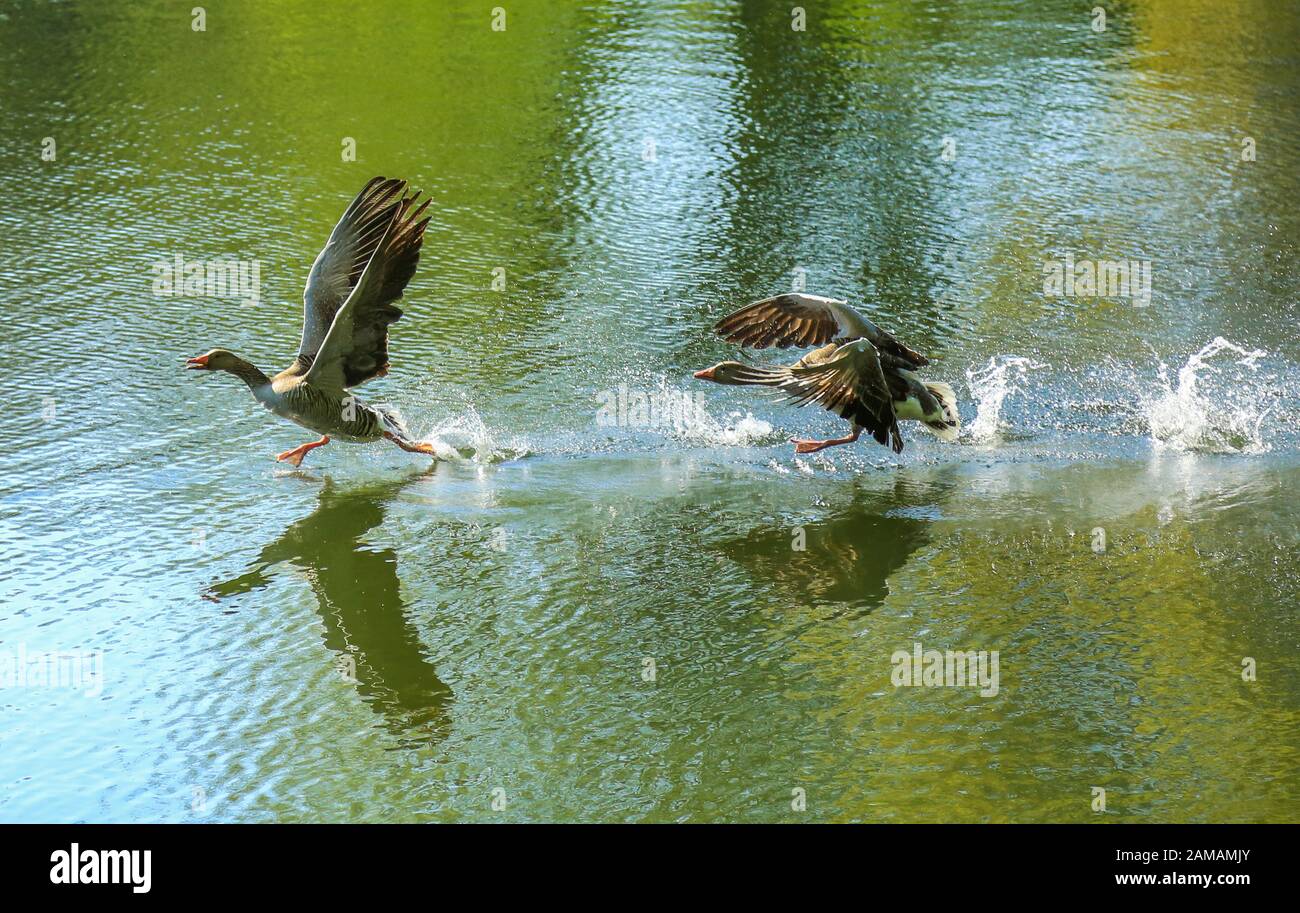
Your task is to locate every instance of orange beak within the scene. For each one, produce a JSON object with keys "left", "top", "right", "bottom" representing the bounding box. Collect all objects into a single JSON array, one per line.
[
  {"left": 186, "top": 355, "right": 210, "bottom": 370},
  {"left": 693, "top": 368, "right": 715, "bottom": 381}
]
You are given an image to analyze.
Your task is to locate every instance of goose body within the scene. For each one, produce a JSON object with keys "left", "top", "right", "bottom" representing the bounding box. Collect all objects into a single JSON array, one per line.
[
  {"left": 694, "top": 294, "right": 960, "bottom": 454},
  {"left": 258, "top": 376, "right": 392, "bottom": 443},
  {"left": 187, "top": 177, "right": 436, "bottom": 466}
]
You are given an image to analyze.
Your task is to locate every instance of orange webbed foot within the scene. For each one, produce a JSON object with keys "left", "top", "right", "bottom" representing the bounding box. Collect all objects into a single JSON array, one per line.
[
  {"left": 384, "top": 432, "right": 436, "bottom": 457},
  {"left": 275, "top": 436, "right": 329, "bottom": 467},
  {"left": 275, "top": 446, "right": 308, "bottom": 467}
]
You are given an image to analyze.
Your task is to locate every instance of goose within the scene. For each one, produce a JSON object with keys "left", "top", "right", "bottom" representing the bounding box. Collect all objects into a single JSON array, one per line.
[
  {"left": 186, "top": 177, "right": 437, "bottom": 467},
  {"left": 693, "top": 293, "right": 960, "bottom": 454}
]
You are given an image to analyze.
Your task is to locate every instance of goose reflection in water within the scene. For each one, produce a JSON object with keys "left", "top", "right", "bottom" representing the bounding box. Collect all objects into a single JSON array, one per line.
[
  {"left": 719, "top": 474, "right": 956, "bottom": 614},
  {"left": 206, "top": 467, "right": 452, "bottom": 745}
]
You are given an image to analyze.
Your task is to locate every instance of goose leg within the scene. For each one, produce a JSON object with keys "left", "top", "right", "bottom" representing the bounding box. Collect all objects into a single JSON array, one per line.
[
  {"left": 384, "top": 432, "right": 436, "bottom": 456},
  {"left": 791, "top": 426, "right": 862, "bottom": 454},
  {"left": 276, "top": 435, "right": 329, "bottom": 467}
]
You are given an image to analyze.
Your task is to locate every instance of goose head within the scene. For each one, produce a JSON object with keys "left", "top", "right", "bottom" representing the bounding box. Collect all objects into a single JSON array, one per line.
[
  {"left": 186, "top": 348, "right": 242, "bottom": 373},
  {"left": 693, "top": 361, "right": 749, "bottom": 385},
  {"left": 185, "top": 349, "right": 270, "bottom": 392}
]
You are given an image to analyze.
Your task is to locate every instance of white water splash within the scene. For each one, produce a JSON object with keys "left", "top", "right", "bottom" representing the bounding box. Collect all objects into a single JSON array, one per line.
[
  {"left": 406, "top": 403, "right": 529, "bottom": 463},
  {"left": 601, "top": 373, "right": 780, "bottom": 447},
  {"left": 679, "top": 408, "right": 777, "bottom": 447},
  {"left": 1146, "top": 337, "right": 1272, "bottom": 453},
  {"left": 964, "top": 356, "right": 1049, "bottom": 442}
]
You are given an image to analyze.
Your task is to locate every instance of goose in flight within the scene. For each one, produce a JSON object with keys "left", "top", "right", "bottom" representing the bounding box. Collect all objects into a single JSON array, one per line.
[
  {"left": 693, "top": 293, "right": 960, "bottom": 454},
  {"left": 186, "top": 177, "right": 436, "bottom": 467}
]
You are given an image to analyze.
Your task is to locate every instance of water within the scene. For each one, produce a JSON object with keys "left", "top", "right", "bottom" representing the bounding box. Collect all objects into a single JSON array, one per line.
[{"left": 1, "top": 0, "right": 1297, "bottom": 822}]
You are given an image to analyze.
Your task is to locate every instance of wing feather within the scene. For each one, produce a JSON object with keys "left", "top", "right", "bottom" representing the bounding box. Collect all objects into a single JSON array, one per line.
[
  {"left": 299, "top": 180, "right": 431, "bottom": 393},
  {"left": 775, "top": 340, "right": 903, "bottom": 452},
  {"left": 713, "top": 292, "right": 930, "bottom": 368},
  {"left": 292, "top": 177, "right": 409, "bottom": 374}
]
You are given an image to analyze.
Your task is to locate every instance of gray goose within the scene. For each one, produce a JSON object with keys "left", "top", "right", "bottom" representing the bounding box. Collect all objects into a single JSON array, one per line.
[
  {"left": 693, "top": 293, "right": 960, "bottom": 454},
  {"left": 186, "top": 177, "right": 436, "bottom": 467}
]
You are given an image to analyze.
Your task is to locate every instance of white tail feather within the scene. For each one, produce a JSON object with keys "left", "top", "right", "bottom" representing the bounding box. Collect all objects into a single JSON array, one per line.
[
  {"left": 923, "top": 381, "right": 961, "bottom": 442},
  {"left": 375, "top": 405, "right": 412, "bottom": 440}
]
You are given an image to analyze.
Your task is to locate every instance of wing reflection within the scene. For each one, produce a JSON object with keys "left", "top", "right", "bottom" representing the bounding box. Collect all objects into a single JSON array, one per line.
[
  {"left": 207, "top": 468, "right": 452, "bottom": 745},
  {"left": 718, "top": 476, "right": 954, "bottom": 613}
]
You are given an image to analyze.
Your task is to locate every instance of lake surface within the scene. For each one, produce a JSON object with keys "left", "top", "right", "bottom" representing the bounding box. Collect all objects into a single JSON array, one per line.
[{"left": 1, "top": 0, "right": 1297, "bottom": 822}]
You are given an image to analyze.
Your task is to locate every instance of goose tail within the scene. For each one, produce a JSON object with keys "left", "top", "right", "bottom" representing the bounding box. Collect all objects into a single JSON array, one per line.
[
  {"left": 922, "top": 381, "right": 961, "bottom": 442},
  {"left": 374, "top": 404, "right": 413, "bottom": 440}
]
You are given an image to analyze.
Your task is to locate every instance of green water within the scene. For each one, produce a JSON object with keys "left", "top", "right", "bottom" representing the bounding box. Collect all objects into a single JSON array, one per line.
[{"left": 1, "top": 0, "right": 1297, "bottom": 822}]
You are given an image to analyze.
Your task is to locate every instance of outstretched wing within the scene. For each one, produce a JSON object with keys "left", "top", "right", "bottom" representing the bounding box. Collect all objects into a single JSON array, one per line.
[
  {"left": 780, "top": 339, "right": 902, "bottom": 452},
  {"left": 714, "top": 293, "right": 929, "bottom": 368},
  {"left": 298, "top": 179, "right": 431, "bottom": 393}
]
